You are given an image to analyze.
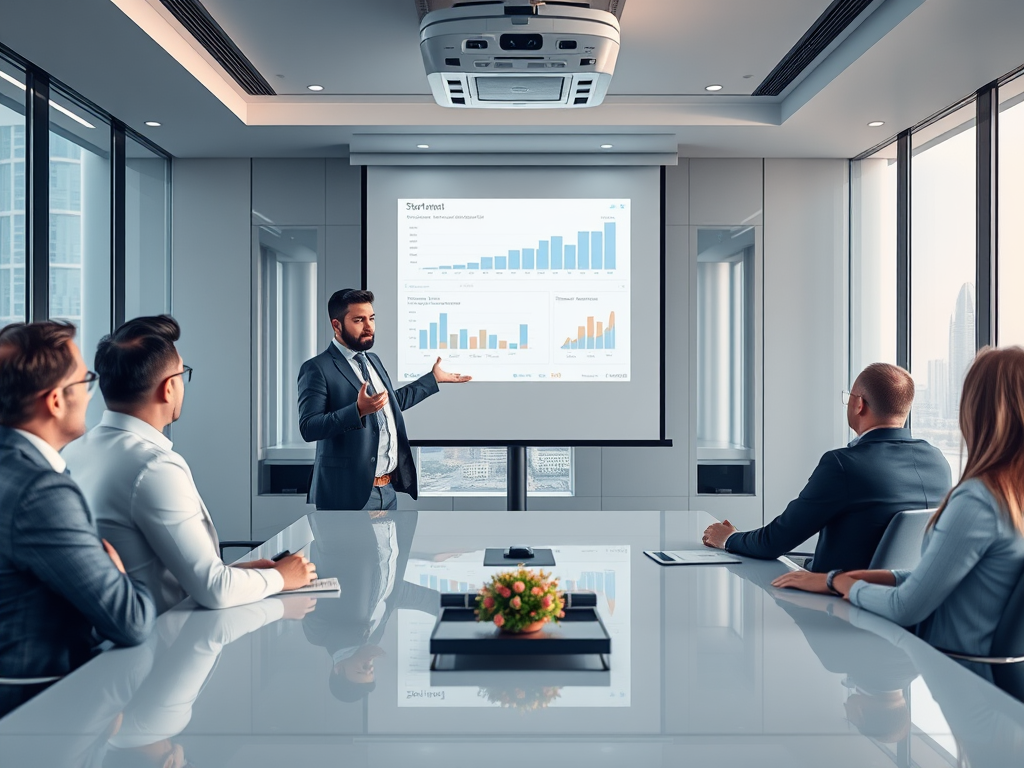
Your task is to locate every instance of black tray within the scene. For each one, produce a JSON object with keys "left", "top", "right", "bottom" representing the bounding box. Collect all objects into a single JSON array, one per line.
[{"left": 429, "top": 607, "right": 611, "bottom": 670}]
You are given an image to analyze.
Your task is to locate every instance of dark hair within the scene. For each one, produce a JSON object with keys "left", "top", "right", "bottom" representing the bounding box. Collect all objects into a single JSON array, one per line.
[
  {"left": 854, "top": 362, "right": 915, "bottom": 421},
  {"left": 95, "top": 315, "right": 181, "bottom": 407},
  {"left": 328, "top": 289, "right": 374, "bottom": 325},
  {"left": 0, "top": 321, "right": 78, "bottom": 426}
]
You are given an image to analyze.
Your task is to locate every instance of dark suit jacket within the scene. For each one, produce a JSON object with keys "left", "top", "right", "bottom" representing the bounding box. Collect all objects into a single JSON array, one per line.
[
  {"left": 726, "top": 428, "right": 951, "bottom": 572},
  {"left": 0, "top": 427, "right": 155, "bottom": 680},
  {"left": 297, "top": 344, "right": 439, "bottom": 510}
]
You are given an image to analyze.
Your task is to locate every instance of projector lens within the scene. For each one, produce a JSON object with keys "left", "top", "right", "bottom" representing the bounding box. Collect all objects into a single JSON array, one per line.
[{"left": 499, "top": 33, "right": 543, "bottom": 51}]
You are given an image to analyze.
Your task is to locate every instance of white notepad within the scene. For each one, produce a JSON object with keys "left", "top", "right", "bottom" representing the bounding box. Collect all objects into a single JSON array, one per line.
[
  {"left": 644, "top": 550, "right": 741, "bottom": 566},
  {"left": 278, "top": 577, "right": 341, "bottom": 594}
]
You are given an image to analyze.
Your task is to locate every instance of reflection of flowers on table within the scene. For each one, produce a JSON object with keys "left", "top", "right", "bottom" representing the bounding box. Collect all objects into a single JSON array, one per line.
[
  {"left": 478, "top": 685, "right": 563, "bottom": 711},
  {"left": 476, "top": 568, "right": 565, "bottom": 633}
]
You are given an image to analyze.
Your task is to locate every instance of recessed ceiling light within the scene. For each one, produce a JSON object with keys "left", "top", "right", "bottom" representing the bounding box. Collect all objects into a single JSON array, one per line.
[
  {"left": 705, "top": 84, "right": 723, "bottom": 92},
  {"left": 306, "top": 84, "right": 324, "bottom": 92},
  {"left": 867, "top": 120, "right": 885, "bottom": 127},
  {"left": 417, "top": 144, "right": 430, "bottom": 149},
  {"left": 600, "top": 144, "right": 613, "bottom": 149},
  {"left": 144, "top": 121, "right": 161, "bottom": 127}
]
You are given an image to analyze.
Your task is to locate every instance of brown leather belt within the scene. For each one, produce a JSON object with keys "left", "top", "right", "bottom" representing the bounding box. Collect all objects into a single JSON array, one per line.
[{"left": 373, "top": 474, "right": 391, "bottom": 487}]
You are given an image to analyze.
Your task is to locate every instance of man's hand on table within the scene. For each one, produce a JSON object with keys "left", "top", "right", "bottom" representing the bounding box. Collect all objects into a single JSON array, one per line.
[
  {"left": 280, "top": 596, "right": 318, "bottom": 620},
  {"left": 702, "top": 520, "right": 737, "bottom": 550}
]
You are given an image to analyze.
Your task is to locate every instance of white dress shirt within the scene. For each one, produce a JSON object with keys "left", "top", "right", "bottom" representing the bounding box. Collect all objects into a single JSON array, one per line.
[
  {"left": 332, "top": 338, "right": 399, "bottom": 475},
  {"left": 62, "top": 411, "right": 284, "bottom": 613},
  {"left": 14, "top": 428, "right": 66, "bottom": 473}
]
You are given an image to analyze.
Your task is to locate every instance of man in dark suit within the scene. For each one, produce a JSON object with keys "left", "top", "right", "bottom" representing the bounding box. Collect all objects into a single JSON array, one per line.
[
  {"left": 298, "top": 289, "right": 470, "bottom": 511},
  {"left": 0, "top": 322, "right": 155, "bottom": 717},
  {"left": 702, "top": 363, "right": 951, "bottom": 572}
]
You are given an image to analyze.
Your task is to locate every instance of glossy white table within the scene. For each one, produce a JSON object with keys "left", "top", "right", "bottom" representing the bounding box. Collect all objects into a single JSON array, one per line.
[{"left": 2, "top": 509, "right": 1023, "bottom": 768}]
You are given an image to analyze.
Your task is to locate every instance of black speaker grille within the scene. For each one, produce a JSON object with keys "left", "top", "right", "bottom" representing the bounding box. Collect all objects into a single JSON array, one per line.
[
  {"left": 752, "top": 0, "right": 874, "bottom": 97},
  {"left": 159, "top": 0, "right": 276, "bottom": 96}
]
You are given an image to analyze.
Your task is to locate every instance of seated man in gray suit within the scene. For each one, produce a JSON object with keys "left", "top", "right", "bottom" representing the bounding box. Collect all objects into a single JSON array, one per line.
[
  {"left": 0, "top": 321, "right": 155, "bottom": 716},
  {"left": 702, "top": 363, "right": 951, "bottom": 572},
  {"left": 63, "top": 316, "right": 316, "bottom": 614},
  {"left": 298, "top": 289, "right": 471, "bottom": 511}
]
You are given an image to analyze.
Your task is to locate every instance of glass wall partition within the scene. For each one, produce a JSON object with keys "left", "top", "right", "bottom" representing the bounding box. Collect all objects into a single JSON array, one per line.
[
  {"left": 850, "top": 143, "right": 898, "bottom": 377},
  {"left": 125, "top": 134, "right": 170, "bottom": 319},
  {"left": 0, "top": 58, "right": 25, "bottom": 330},
  {"left": 910, "top": 102, "right": 977, "bottom": 477},
  {"left": 48, "top": 86, "right": 110, "bottom": 427},
  {"left": 999, "top": 73, "right": 1024, "bottom": 346}
]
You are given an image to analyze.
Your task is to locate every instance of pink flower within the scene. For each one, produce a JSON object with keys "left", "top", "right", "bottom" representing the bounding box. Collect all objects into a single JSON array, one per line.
[
  {"left": 558, "top": 611, "right": 565, "bottom": 618},
  {"left": 493, "top": 613, "right": 505, "bottom": 627},
  {"left": 483, "top": 596, "right": 495, "bottom": 609},
  {"left": 542, "top": 595, "right": 553, "bottom": 608},
  {"left": 531, "top": 586, "right": 542, "bottom": 596},
  {"left": 499, "top": 586, "right": 512, "bottom": 598},
  {"left": 510, "top": 596, "right": 522, "bottom": 609},
  {"left": 540, "top": 582, "right": 550, "bottom": 591},
  {"left": 513, "top": 581, "right": 526, "bottom": 593},
  {"left": 530, "top": 611, "right": 536, "bottom": 616}
]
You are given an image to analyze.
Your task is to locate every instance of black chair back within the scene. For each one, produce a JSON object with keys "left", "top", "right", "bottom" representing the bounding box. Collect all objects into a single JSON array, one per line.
[{"left": 992, "top": 569, "right": 1024, "bottom": 701}]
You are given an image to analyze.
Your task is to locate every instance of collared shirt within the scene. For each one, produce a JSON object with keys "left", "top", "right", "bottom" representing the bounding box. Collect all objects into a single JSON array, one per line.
[
  {"left": 62, "top": 411, "right": 284, "bottom": 613},
  {"left": 14, "top": 429, "right": 66, "bottom": 473},
  {"left": 332, "top": 338, "right": 399, "bottom": 475},
  {"left": 848, "top": 425, "right": 886, "bottom": 447}
]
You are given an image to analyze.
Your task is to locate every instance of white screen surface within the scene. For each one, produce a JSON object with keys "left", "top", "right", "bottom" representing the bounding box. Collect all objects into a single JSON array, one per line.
[
  {"left": 366, "top": 166, "right": 663, "bottom": 443},
  {"left": 397, "top": 198, "right": 631, "bottom": 382}
]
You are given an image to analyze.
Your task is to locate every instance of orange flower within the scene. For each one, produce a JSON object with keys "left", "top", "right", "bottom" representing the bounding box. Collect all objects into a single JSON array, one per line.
[{"left": 493, "top": 613, "right": 505, "bottom": 627}]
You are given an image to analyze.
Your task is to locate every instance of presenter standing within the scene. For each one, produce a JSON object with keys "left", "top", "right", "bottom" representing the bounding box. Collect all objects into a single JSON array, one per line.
[{"left": 298, "top": 289, "right": 471, "bottom": 511}]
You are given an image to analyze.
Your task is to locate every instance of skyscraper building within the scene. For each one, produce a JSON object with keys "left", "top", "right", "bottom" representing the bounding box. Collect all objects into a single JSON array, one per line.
[
  {"left": 927, "top": 358, "right": 948, "bottom": 419},
  {"left": 947, "top": 282, "right": 975, "bottom": 420}
]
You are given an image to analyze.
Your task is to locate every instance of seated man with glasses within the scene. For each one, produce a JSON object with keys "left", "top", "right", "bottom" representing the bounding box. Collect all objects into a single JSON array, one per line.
[
  {"left": 63, "top": 315, "right": 316, "bottom": 614},
  {"left": 0, "top": 321, "right": 155, "bottom": 716},
  {"left": 702, "top": 363, "right": 952, "bottom": 572}
]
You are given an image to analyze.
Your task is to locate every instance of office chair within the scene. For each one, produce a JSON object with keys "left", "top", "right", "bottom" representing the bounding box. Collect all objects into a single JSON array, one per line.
[
  {"left": 868, "top": 509, "right": 936, "bottom": 571},
  {"left": 943, "top": 572, "right": 1024, "bottom": 701},
  {"left": 218, "top": 540, "right": 263, "bottom": 559}
]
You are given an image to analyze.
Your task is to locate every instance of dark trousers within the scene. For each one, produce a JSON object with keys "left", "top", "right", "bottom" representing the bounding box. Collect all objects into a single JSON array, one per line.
[{"left": 360, "top": 484, "right": 397, "bottom": 513}]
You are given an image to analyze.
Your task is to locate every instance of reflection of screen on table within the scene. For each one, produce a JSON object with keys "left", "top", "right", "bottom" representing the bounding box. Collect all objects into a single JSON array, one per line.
[
  {"left": 398, "top": 199, "right": 631, "bottom": 383},
  {"left": 366, "top": 166, "right": 662, "bottom": 443},
  {"left": 398, "top": 545, "right": 630, "bottom": 708}
]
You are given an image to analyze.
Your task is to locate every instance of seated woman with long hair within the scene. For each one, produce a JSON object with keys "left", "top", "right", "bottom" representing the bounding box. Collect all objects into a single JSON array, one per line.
[{"left": 773, "top": 347, "right": 1024, "bottom": 673}]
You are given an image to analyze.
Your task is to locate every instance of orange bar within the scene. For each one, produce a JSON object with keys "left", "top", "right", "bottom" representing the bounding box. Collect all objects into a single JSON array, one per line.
[
  {"left": 479, "top": 330, "right": 487, "bottom": 348},
  {"left": 596, "top": 321, "right": 603, "bottom": 337},
  {"left": 499, "top": 340, "right": 507, "bottom": 349},
  {"left": 587, "top": 316, "right": 595, "bottom": 341},
  {"left": 439, "top": 342, "right": 447, "bottom": 349},
  {"left": 608, "top": 311, "right": 615, "bottom": 330},
  {"left": 521, "top": 344, "right": 527, "bottom": 350},
  {"left": 470, "top": 337, "right": 478, "bottom": 349},
  {"left": 578, "top": 326, "right": 586, "bottom": 343},
  {"left": 450, "top": 333, "right": 458, "bottom": 349}
]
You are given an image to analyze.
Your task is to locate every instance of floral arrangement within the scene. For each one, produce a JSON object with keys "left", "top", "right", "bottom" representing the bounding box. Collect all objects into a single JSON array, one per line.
[
  {"left": 476, "top": 567, "right": 565, "bottom": 633},
  {"left": 478, "top": 685, "right": 562, "bottom": 712}
]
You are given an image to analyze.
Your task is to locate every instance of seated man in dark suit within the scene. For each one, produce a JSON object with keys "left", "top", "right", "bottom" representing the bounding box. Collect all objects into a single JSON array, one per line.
[
  {"left": 702, "top": 363, "right": 951, "bottom": 572},
  {"left": 0, "top": 322, "right": 155, "bottom": 717}
]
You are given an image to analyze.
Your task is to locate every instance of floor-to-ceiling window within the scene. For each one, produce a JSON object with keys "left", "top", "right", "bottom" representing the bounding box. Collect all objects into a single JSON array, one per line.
[
  {"left": 850, "top": 143, "right": 898, "bottom": 379},
  {"left": 910, "top": 102, "right": 977, "bottom": 477},
  {"left": 48, "top": 87, "right": 111, "bottom": 427},
  {"left": 125, "top": 134, "right": 170, "bottom": 319},
  {"left": 0, "top": 59, "right": 25, "bottom": 331},
  {"left": 999, "top": 72, "right": 1024, "bottom": 346}
]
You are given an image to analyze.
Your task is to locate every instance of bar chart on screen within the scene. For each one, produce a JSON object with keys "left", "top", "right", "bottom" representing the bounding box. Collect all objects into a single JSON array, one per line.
[{"left": 397, "top": 199, "right": 632, "bottom": 383}]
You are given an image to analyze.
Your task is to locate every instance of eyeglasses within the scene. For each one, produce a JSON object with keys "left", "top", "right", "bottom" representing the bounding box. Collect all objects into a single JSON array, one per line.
[
  {"left": 167, "top": 365, "right": 193, "bottom": 384},
  {"left": 841, "top": 390, "right": 866, "bottom": 406},
  {"left": 63, "top": 371, "right": 99, "bottom": 394}
]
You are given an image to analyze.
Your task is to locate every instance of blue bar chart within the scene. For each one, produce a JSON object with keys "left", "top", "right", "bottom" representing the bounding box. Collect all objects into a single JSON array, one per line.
[
  {"left": 419, "top": 221, "right": 618, "bottom": 272},
  {"left": 417, "top": 312, "right": 529, "bottom": 351}
]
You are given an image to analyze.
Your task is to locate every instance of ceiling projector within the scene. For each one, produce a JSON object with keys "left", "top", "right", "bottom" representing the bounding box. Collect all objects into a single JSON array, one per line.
[{"left": 419, "top": 2, "right": 621, "bottom": 108}]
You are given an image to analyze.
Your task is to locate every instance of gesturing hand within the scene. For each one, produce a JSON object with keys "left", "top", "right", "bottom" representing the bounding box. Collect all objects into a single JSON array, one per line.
[
  {"left": 357, "top": 380, "right": 388, "bottom": 417},
  {"left": 432, "top": 357, "right": 472, "bottom": 383}
]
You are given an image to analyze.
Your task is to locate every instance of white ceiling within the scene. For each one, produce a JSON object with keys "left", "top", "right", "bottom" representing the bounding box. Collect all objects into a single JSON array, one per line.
[{"left": 0, "top": 0, "right": 1022, "bottom": 158}]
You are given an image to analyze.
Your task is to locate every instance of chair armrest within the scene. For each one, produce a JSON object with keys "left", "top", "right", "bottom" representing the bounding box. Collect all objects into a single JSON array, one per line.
[{"left": 218, "top": 540, "right": 264, "bottom": 559}]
